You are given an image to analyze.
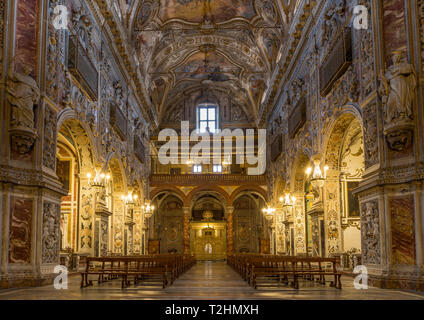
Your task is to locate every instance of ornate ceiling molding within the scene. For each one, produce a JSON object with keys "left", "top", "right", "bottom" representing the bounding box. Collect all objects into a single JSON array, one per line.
[{"left": 127, "top": 0, "right": 287, "bottom": 126}]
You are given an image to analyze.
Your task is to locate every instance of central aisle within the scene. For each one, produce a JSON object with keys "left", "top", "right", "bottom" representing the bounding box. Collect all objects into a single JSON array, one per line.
[{"left": 164, "top": 261, "right": 257, "bottom": 299}]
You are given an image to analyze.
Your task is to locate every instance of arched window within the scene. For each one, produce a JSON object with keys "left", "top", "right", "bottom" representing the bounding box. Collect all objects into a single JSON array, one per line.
[{"left": 197, "top": 104, "right": 218, "bottom": 133}]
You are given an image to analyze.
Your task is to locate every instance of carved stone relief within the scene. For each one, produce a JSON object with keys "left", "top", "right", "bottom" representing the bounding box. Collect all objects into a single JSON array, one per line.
[
  {"left": 362, "top": 102, "right": 379, "bottom": 168},
  {"left": 43, "top": 106, "right": 58, "bottom": 170},
  {"left": 42, "top": 201, "right": 60, "bottom": 264},
  {"left": 320, "top": 0, "right": 346, "bottom": 50},
  {"left": 80, "top": 187, "right": 94, "bottom": 250},
  {"left": 358, "top": 0, "right": 375, "bottom": 99},
  {"left": 294, "top": 205, "right": 306, "bottom": 254},
  {"left": 360, "top": 201, "right": 381, "bottom": 265}
]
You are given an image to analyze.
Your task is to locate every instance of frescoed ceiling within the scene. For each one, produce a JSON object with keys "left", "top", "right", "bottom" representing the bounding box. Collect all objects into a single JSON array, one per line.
[
  {"left": 158, "top": 0, "right": 257, "bottom": 23},
  {"left": 173, "top": 50, "right": 241, "bottom": 83},
  {"left": 128, "top": 0, "right": 290, "bottom": 125}
]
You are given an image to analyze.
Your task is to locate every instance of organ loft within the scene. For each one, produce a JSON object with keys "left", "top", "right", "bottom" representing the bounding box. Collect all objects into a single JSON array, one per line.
[{"left": 0, "top": 0, "right": 423, "bottom": 300}]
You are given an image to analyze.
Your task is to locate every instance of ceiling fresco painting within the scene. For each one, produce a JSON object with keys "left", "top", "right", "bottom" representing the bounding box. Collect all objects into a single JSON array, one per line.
[
  {"left": 249, "top": 75, "right": 266, "bottom": 106},
  {"left": 174, "top": 50, "right": 241, "bottom": 82},
  {"left": 159, "top": 0, "right": 257, "bottom": 23}
]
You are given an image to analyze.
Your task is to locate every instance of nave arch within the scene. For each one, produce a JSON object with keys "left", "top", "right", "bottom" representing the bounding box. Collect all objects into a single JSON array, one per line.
[
  {"left": 55, "top": 111, "right": 139, "bottom": 258},
  {"left": 147, "top": 185, "right": 270, "bottom": 257},
  {"left": 323, "top": 109, "right": 365, "bottom": 258},
  {"left": 56, "top": 115, "right": 98, "bottom": 256},
  {"left": 282, "top": 107, "right": 365, "bottom": 259}
]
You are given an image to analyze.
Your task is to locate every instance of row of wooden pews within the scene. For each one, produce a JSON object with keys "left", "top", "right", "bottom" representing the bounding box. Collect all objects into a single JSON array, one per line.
[
  {"left": 228, "top": 254, "right": 342, "bottom": 290},
  {"left": 81, "top": 254, "right": 196, "bottom": 289}
]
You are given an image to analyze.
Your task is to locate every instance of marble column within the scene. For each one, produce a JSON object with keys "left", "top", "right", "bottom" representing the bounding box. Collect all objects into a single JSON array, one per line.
[
  {"left": 183, "top": 207, "right": 190, "bottom": 254},
  {"left": 226, "top": 206, "right": 234, "bottom": 255}
]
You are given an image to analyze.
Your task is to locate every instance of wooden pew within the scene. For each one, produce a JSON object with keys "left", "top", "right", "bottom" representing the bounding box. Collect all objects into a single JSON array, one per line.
[
  {"left": 228, "top": 254, "right": 342, "bottom": 290},
  {"left": 80, "top": 254, "right": 195, "bottom": 290}
]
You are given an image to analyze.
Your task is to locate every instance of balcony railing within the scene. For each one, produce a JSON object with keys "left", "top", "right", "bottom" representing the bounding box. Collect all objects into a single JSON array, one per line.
[{"left": 150, "top": 174, "right": 267, "bottom": 186}]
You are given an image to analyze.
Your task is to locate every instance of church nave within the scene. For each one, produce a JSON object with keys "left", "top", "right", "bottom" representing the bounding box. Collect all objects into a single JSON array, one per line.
[{"left": 1, "top": 0, "right": 424, "bottom": 303}]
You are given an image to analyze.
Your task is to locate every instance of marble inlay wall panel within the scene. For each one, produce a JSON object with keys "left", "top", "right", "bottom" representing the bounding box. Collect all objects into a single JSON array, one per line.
[
  {"left": 0, "top": 0, "right": 5, "bottom": 80},
  {"left": 390, "top": 196, "right": 416, "bottom": 265},
  {"left": 383, "top": 0, "right": 407, "bottom": 66},
  {"left": 15, "top": 0, "right": 38, "bottom": 74},
  {"left": 9, "top": 197, "right": 33, "bottom": 264},
  {"left": 419, "top": 0, "right": 424, "bottom": 72}
]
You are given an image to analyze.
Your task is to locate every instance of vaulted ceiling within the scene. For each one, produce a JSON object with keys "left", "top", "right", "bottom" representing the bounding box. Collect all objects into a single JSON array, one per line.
[{"left": 127, "top": 0, "right": 290, "bottom": 126}]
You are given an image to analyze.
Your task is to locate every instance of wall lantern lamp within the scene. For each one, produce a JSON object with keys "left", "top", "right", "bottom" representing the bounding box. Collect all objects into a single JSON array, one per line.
[
  {"left": 87, "top": 170, "right": 110, "bottom": 188},
  {"left": 262, "top": 206, "right": 276, "bottom": 221},
  {"left": 306, "top": 156, "right": 329, "bottom": 190},
  {"left": 121, "top": 193, "right": 138, "bottom": 206},
  {"left": 142, "top": 200, "right": 155, "bottom": 219},
  {"left": 280, "top": 191, "right": 296, "bottom": 208}
]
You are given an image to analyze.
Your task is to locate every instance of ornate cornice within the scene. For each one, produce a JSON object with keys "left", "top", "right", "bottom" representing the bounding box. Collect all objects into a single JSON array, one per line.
[
  {"left": 0, "top": 165, "right": 67, "bottom": 196},
  {"left": 355, "top": 162, "right": 424, "bottom": 195}
]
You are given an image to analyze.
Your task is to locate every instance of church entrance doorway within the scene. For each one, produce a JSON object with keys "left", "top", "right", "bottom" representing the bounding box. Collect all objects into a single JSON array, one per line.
[{"left": 189, "top": 195, "right": 227, "bottom": 261}]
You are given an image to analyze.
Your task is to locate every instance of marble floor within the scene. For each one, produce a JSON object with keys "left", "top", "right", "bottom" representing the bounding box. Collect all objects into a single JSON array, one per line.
[{"left": 0, "top": 261, "right": 423, "bottom": 300}]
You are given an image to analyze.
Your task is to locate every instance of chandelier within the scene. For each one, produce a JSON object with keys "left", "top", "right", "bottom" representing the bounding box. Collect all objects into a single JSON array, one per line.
[
  {"left": 262, "top": 206, "right": 276, "bottom": 221},
  {"left": 87, "top": 170, "right": 110, "bottom": 188},
  {"left": 306, "top": 156, "right": 329, "bottom": 189}
]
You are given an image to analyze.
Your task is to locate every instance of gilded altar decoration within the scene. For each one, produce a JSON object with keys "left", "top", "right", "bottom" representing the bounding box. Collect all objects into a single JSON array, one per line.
[{"left": 7, "top": 60, "right": 40, "bottom": 154}]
